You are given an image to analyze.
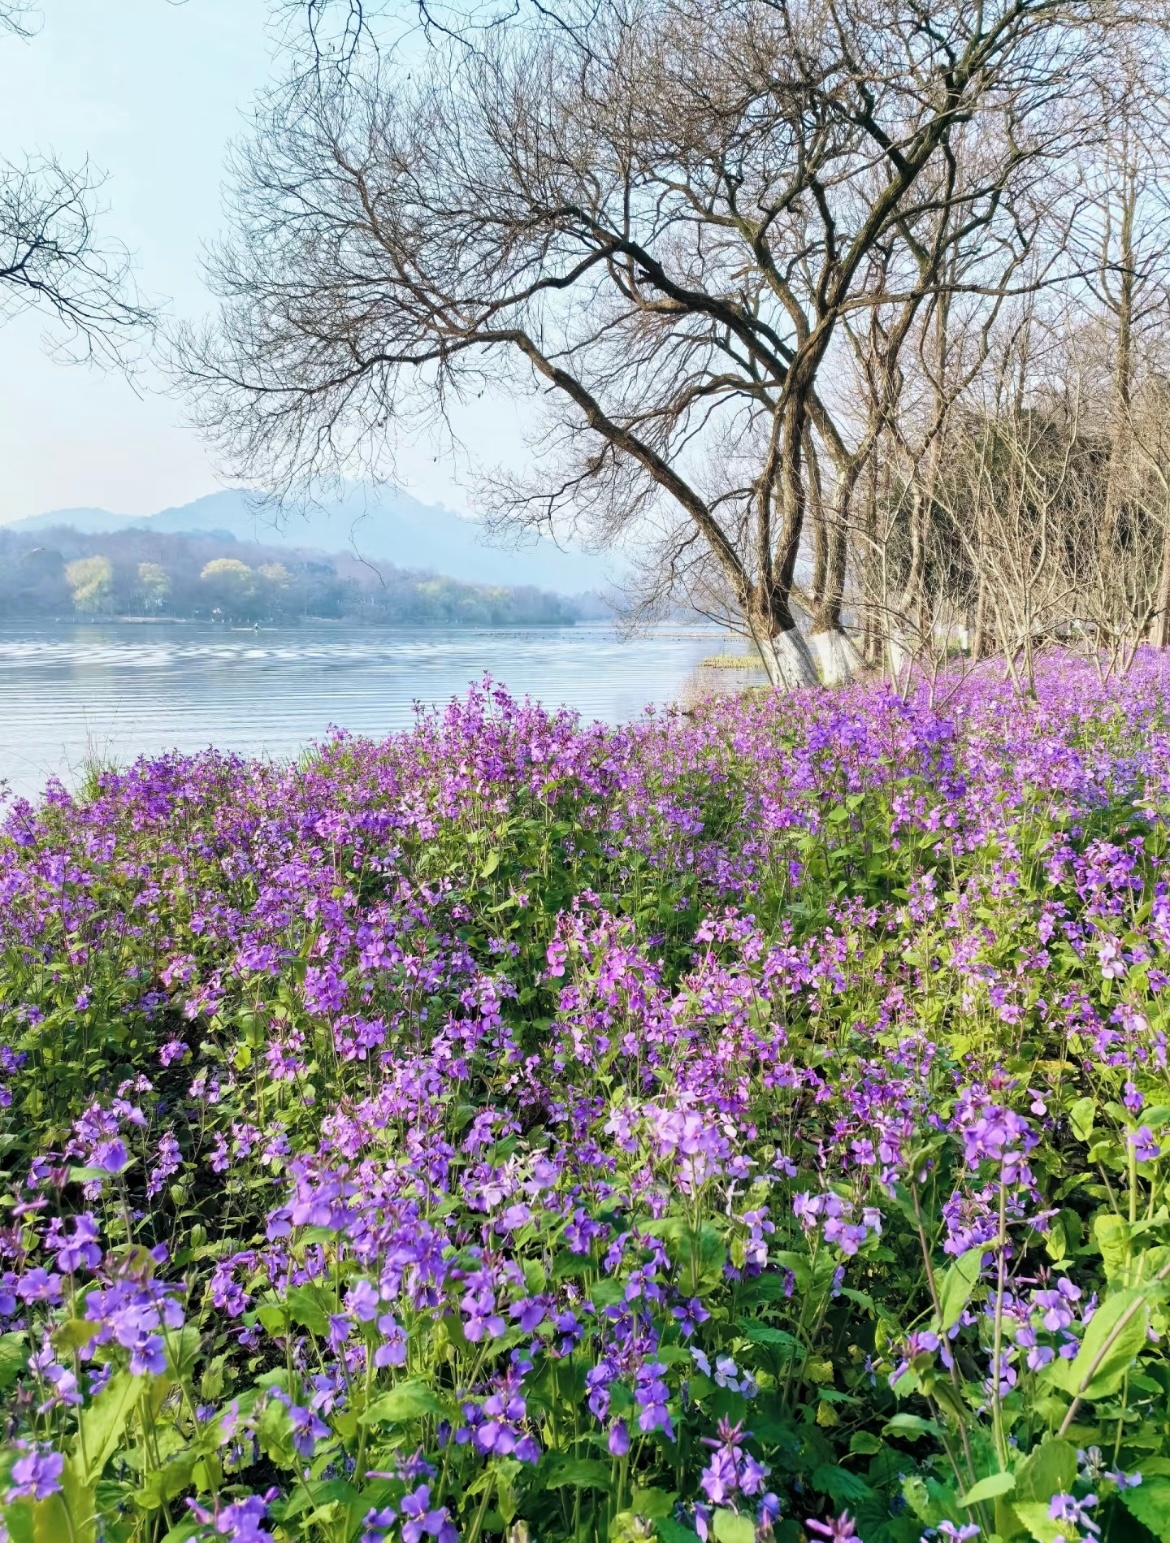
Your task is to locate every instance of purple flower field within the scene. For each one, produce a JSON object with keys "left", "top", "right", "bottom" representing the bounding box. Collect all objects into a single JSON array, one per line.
[{"left": 1, "top": 656, "right": 1169, "bottom": 1543}]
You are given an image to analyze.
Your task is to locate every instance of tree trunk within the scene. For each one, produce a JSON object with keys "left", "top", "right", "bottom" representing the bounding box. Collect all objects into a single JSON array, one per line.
[
  {"left": 808, "top": 455, "right": 863, "bottom": 685},
  {"left": 887, "top": 626, "right": 916, "bottom": 678},
  {"left": 749, "top": 586, "right": 818, "bottom": 690},
  {"left": 809, "top": 626, "right": 863, "bottom": 685},
  {"left": 1102, "top": 167, "right": 1136, "bottom": 559},
  {"left": 806, "top": 430, "right": 828, "bottom": 612},
  {"left": 810, "top": 554, "right": 862, "bottom": 683},
  {"left": 970, "top": 476, "right": 996, "bottom": 659},
  {"left": 755, "top": 625, "right": 820, "bottom": 690},
  {"left": 1154, "top": 512, "right": 1170, "bottom": 648}
]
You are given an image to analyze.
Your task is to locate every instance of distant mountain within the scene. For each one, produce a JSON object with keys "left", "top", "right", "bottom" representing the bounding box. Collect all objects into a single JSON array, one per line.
[
  {"left": 12, "top": 507, "right": 134, "bottom": 536},
  {"left": 0, "top": 521, "right": 600, "bottom": 627},
  {"left": 5, "top": 486, "right": 622, "bottom": 596}
]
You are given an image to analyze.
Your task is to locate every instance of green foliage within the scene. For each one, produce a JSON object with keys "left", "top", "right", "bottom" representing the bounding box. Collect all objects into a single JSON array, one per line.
[{"left": 65, "top": 554, "right": 113, "bottom": 614}]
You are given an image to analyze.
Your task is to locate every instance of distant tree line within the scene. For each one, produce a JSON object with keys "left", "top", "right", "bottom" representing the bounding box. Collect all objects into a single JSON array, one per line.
[{"left": 0, "top": 526, "right": 594, "bottom": 626}]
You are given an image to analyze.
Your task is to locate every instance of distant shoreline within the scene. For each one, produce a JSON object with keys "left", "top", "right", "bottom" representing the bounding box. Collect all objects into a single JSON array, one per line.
[
  {"left": 0, "top": 616, "right": 723, "bottom": 636},
  {"left": 6, "top": 604, "right": 583, "bottom": 623}
]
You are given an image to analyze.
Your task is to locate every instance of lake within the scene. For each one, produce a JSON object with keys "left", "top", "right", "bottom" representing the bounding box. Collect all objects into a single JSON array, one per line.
[{"left": 0, "top": 622, "right": 724, "bottom": 802}]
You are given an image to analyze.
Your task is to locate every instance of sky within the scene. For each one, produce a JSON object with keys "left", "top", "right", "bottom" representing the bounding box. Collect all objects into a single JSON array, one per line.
[{"left": 0, "top": 0, "right": 516, "bottom": 524}]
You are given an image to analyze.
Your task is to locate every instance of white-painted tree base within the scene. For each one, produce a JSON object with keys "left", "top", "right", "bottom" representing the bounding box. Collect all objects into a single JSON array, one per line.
[
  {"left": 755, "top": 628, "right": 820, "bottom": 690},
  {"left": 810, "top": 628, "right": 862, "bottom": 686}
]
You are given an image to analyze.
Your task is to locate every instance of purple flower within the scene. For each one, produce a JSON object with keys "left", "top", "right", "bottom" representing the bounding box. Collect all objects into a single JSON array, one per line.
[
  {"left": 362, "top": 1509, "right": 398, "bottom": 1543},
  {"left": 509, "top": 1295, "right": 547, "bottom": 1333},
  {"left": 188, "top": 1491, "right": 277, "bottom": 1541},
  {"left": 275, "top": 1395, "right": 329, "bottom": 1458},
  {"left": 398, "top": 1485, "right": 456, "bottom": 1543},
  {"left": 1107, "top": 1468, "right": 1142, "bottom": 1489},
  {"left": 374, "top": 1312, "right": 407, "bottom": 1367},
  {"left": 129, "top": 1332, "right": 167, "bottom": 1377},
  {"left": 1049, "top": 1493, "right": 1100, "bottom": 1538},
  {"left": 92, "top": 1138, "right": 129, "bottom": 1174},
  {"left": 672, "top": 1297, "right": 710, "bottom": 1337},
  {"left": 1129, "top": 1127, "right": 1161, "bottom": 1163},
  {"left": 698, "top": 1419, "right": 769, "bottom": 1506},
  {"left": 346, "top": 1280, "right": 380, "bottom": 1322},
  {"left": 6, "top": 1444, "right": 63, "bottom": 1501},
  {"left": 17, "top": 1268, "right": 63, "bottom": 1304},
  {"left": 699, "top": 1446, "right": 739, "bottom": 1505},
  {"left": 807, "top": 1514, "right": 860, "bottom": 1543},
  {"left": 147, "top": 1133, "right": 182, "bottom": 1198}
]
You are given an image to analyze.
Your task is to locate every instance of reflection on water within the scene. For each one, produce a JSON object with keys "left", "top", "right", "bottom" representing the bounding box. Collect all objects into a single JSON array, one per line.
[{"left": 0, "top": 622, "right": 720, "bottom": 801}]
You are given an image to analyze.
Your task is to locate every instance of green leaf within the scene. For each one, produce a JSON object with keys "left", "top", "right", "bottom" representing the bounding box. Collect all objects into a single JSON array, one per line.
[
  {"left": 712, "top": 1510, "right": 756, "bottom": 1543},
  {"left": 1093, "top": 1214, "right": 1131, "bottom": 1278},
  {"left": 675, "top": 1223, "right": 727, "bottom": 1295},
  {"left": 934, "top": 1247, "right": 984, "bottom": 1333},
  {"left": 0, "top": 1331, "right": 27, "bottom": 1393},
  {"left": 481, "top": 850, "right": 499, "bottom": 877},
  {"left": 32, "top": 1494, "right": 73, "bottom": 1543},
  {"left": 590, "top": 1279, "right": 627, "bottom": 1308},
  {"left": 277, "top": 1478, "right": 364, "bottom": 1521},
  {"left": 657, "top": 1522, "right": 701, "bottom": 1543},
  {"left": 1069, "top": 1097, "right": 1096, "bottom": 1142},
  {"left": 360, "top": 1378, "right": 446, "bottom": 1424},
  {"left": 959, "top": 1472, "right": 1016, "bottom": 1508},
  {"left": 901, "top": 1475, "right": 955, "bottom": 1528},
  {"left": 883, "top": 1414, "right": 943, "bottom": 1440},
  {"left": 164, "top": 1324, "right": 203, "bottom": 1378},
  {"left": 655, "top": 1346, "right": 695, "bottom": 1367},
  {"left": 837, "top": 1288, "right": 875, "bottom": 1312},
  {"left": 743, "top": 1256, "right": 811, "bottom": 1295},
  {"left": 812, "top": 1465, "right": 874, "bottom": 1506},
  {"left": 134, "top": 1450, "right": 199, "bottom": 1511},
  {"left": 736, "top": 1318, "right": 799, "bottom": 1353},
  {"left": 78, "top": 1370, "right": 142, "bottom": 1483},
  {"left": 255, "top": 1302, "right": 287, "bottom": 1336},
  {"left": 1122, "top": 1477, "right": 1170, "bottom": 1542},
  {"left": 632, "top": 1489, "right": 677, "bottom": 1521},
  {"left": 1014, "top": 1440, "right": 1076, "bottom": 1505},
  {"left": 849, "top": 1432, "right": 883, "bottom": 1456},
  {"left": 1, "top": 1500, "right": 36, "bottom": 1543},
  {"left": 1055, "top": 1287, "right": 1149, "bottom": 1400},
  {"left": 1013, "top": 1501, "right": 1072, "bottom": 1543},
  {"left": 541, "top": 1457, "right": 613, "bottom": 1492},
  {"left": 59, "top": 1457, "right": 96, "bottom": 1543},
  {"left": 283, "top": 1283, "right": 331, "bottom": 1336},
  {"left": 51, "top": 1319, "right": 98, "bottom": 1356}
]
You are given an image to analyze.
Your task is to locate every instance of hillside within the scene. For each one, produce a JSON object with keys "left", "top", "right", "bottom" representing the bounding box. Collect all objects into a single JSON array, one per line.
[
  {"left": 3, "top": 484, "right": 621, "bottom": 595},
  {"left": 0, "top": 522, "right": 607, "bottom": 626}
]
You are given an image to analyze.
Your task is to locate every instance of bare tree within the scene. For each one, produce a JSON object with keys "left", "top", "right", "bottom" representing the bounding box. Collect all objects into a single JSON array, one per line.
[
  {"left": 0, "top": 4, "right": 151, "bottom": 364},
  {"left": 182, "top": 0, "right": 1111, "bottom": 688},
  {"left": 0, "top": 1, "right": 35, "bottom": 36},
  {"left": 839, "top": 135, "right": 1054, "bottom": 681}
]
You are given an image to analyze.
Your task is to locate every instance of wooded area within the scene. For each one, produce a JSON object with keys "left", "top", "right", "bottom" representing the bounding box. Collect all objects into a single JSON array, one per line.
[{"left": 0, "top": 526, "right": 587, "bottom": 626}]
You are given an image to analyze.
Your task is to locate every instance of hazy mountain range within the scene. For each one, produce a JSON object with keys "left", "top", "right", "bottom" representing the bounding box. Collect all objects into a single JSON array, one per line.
[{"left": 2, "top": 486, "right": 622, "bottom": 597}]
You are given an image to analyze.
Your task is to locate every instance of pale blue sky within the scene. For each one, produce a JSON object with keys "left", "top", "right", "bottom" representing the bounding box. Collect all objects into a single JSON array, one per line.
[{"left": 0, "top": 0, "right": 513, "bottom": 522}]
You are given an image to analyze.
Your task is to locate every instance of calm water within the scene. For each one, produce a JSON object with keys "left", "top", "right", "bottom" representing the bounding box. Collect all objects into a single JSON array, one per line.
[{"left": 0, "top": 622, "right": 720, "bottom": 801}]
